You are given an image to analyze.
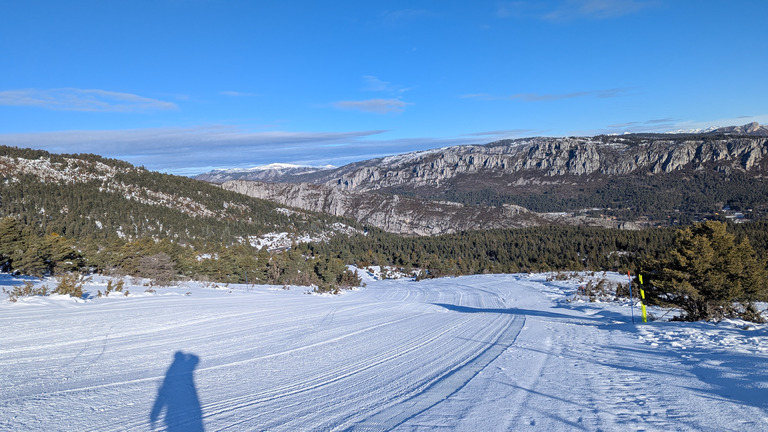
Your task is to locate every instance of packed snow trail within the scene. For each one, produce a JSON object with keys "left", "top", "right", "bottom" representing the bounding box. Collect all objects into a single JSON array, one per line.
[{"left": 1, "top": 274, "right": 767, "bottom": 431}]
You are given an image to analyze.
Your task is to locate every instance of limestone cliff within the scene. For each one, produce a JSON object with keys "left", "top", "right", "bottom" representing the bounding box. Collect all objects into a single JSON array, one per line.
[
  {"left": 320, "top": 136, "right": 768, "bottom": 192},
  {"left": 221, "top": 180, "right": 633, "bottom": 236},
  {"left": 203, "top": 130, "right": 768, "bottom": 235}
]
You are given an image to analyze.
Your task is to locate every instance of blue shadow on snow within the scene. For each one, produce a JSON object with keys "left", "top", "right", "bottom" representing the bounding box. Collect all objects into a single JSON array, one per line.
[
  {"left": 433, "top": 302, "right": 599, "bottom": 321},
  {"left": 150, "top": 351, "right": 204, "bottom": 431}
]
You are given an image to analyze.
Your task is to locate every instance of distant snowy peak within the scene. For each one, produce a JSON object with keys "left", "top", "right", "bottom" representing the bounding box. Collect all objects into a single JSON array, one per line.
[
  {"left": 195, "top": 163, "right": 335, "bottom": 183},
  {"left": 669, "top": 122, "right": 768, "bottom": 136},
  {"left": 215, "top": 163, "right": 335, "bottom": 173},
  {"left": 667, "top": 126, "right": 720, "bottom": 135},
  {"left": 250, "top": 163, "right": 336, "bottom": 171}
]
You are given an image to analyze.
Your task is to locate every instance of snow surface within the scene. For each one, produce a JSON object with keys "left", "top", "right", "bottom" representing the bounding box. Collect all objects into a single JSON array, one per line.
[
  {"left": 2, "top": 273, "right": 767, "bottom": 431},
  {"left": 246, "top": 224, "right": 363, "bottom": 251}
]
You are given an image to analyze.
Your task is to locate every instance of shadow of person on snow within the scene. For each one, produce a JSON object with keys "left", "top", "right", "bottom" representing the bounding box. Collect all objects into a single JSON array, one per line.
[{"left": 150, "top": 351, "right": 204, "bottom": 431}]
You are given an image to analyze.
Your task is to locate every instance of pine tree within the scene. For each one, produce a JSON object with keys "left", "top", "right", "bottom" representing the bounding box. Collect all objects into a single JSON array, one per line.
[
  {"left": 644, "top": 221, "right": 768, "bottom": 321},
  {"left": 0, "top": 217, "right": 22, "bottom": 271}
]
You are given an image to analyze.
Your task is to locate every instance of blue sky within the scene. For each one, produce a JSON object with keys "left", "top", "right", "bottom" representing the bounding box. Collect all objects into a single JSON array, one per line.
[{"left": 1, "top": 0, "right": 766, "bottom": 175}]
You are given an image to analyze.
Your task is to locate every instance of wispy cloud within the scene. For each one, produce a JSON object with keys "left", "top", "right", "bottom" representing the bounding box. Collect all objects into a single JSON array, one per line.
[
  {"left": 546, "top": 0, "right": 655, "bottom": 20},
  {"left": 219, "top": 91, "right": 260, "bottom": 97},
  {"left": 511, "top": 88, "right": 631, "bottom": 101},
  {"left": 644, "top": 117, "right": 677, "bottom": 125},
  {"left": 332, "top": 98, "right": 411, "bottom": 114},
  {"left": 363, "top": 76, "right": 394, "bottom": 92},
  {"left": 497, "top": 0, "right": 656, "bottom": 21},
  {"left": 0, "top": 126, "right": 495, "bottom": 176},
  {"left": 362, "top": 75, "right": 412, "bottom": 94},
  {"left": 0, "top": 126, "right": 391, "bottom": 175},
  {"left": 607, "top": 117, "right": 678, "bottom": 130},
  {"left": 381, "top": 8, "right": 436, "bottom": 23},
  {"left": 461, "top": 129, "right": 537, "bottom": 138},
  {"left": 0, "top": 88, "right": 178, "bottom": 112},
  {"left": 496, "top": 1, "right": 540, "bottom": 18},
  {"left": 328, "top": 76, "right": 413, "bottom": 114},
  {"left": 462, "top": 87, "right": 633, "bottom": 102}
]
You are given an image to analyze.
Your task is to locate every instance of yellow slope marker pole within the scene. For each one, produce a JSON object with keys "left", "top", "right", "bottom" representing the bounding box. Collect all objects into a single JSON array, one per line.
[
  {"left": 639, "top": 274, "right": 647, "bottom": 323},
  {"left": 627, "top": 270, "right": 635, "bottom": 325}
]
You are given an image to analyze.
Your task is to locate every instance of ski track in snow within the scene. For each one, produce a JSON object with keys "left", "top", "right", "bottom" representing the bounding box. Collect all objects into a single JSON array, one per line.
[{"left": 1, "top": 273, "right": 767, "bottom": 431}]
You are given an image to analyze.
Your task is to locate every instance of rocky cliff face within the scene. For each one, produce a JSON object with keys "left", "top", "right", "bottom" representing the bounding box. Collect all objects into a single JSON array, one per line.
[
  {"left": 196, "top": 131, "right": 768, "bottom": 193},
  {"left": 321, "top": 136, "right": 768, "bottom": 192},
  {"left": 221, "top": 180, "right": 633, "bottom": 236},
  {"left": 204, "top": 130, "right": 768, "bottom": 236}
]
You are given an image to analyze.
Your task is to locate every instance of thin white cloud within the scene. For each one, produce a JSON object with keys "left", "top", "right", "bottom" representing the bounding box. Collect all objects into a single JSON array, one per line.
[
  {"left": 497, "top": 0, "right": 656, "bottom": 21},
  {"left": 462, "top": 87, "right": 633, "bottom": 102},
  {"left": 381, "top": 9, "right": 436, "bottom": 23},
  {"left": 644, "top": 117, "right": 677, "bottom": 125},
  {"left": 0, "top": 126, "right": 390, "bottom": 175},
  {"left": 0, "top": 126, "right": 490, "bottom": 176},
  {"left": 362, "top": 75, "right": 412, "bottom": 94},
  {"left": 496, "top": 1, "right": 538, "bottom": 18},
  {"left": 509, "top": 88, "right": 623, "bottom": 101},
  {"left": 363, "top": 76, "right": 394, "bottom": 92},
  {"left": 607, "top": 121, "right": 640, "bottom": 128},
  {"left": 608, "top": 117, "right": 679, "bottom": 129},
  {"left": 329, "top": 76, "right": 413, "bottom": 115},
  {"left": 460, "top": 93, "right": 496, "bottom": 100},
  {"left": 0, "top": 88, "right": 178, "bottom": 112},
  {"left": 332, "top": 98, "right": 411, "bottom": 114},
  {"left": 546, "top": 0, "right": 655, "bottom": 20},
  {"left": 219, "top": 91, "right": 260, "bottom": 97},
  {"left": 461, "top": 129, "right": 537, "bottom": 138},
  {"left": 0, "top": 126, "right": 387, "bottom": 153}
]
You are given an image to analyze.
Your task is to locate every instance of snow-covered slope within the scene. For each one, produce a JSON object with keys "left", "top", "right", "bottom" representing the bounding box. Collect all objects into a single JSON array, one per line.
[{"left": 1, "top": 273, "right": 766, "bottom": 431}]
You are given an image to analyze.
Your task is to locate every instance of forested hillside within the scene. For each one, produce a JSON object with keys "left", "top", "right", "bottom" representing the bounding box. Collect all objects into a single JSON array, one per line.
[
  {"left": 0, "top": 146, "right": 362, "bottom": 290},
  {"left": 0, "top": 146, "right": 349, "bottom": 243}
]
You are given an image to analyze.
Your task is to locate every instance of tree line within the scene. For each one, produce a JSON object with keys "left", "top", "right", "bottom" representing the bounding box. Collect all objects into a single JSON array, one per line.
[
  {"left": 3, "top": 214, "right": 767, "bottom": 321},
  {"left": 0, "top": 216, "right": 361, "bottom": 292}
]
